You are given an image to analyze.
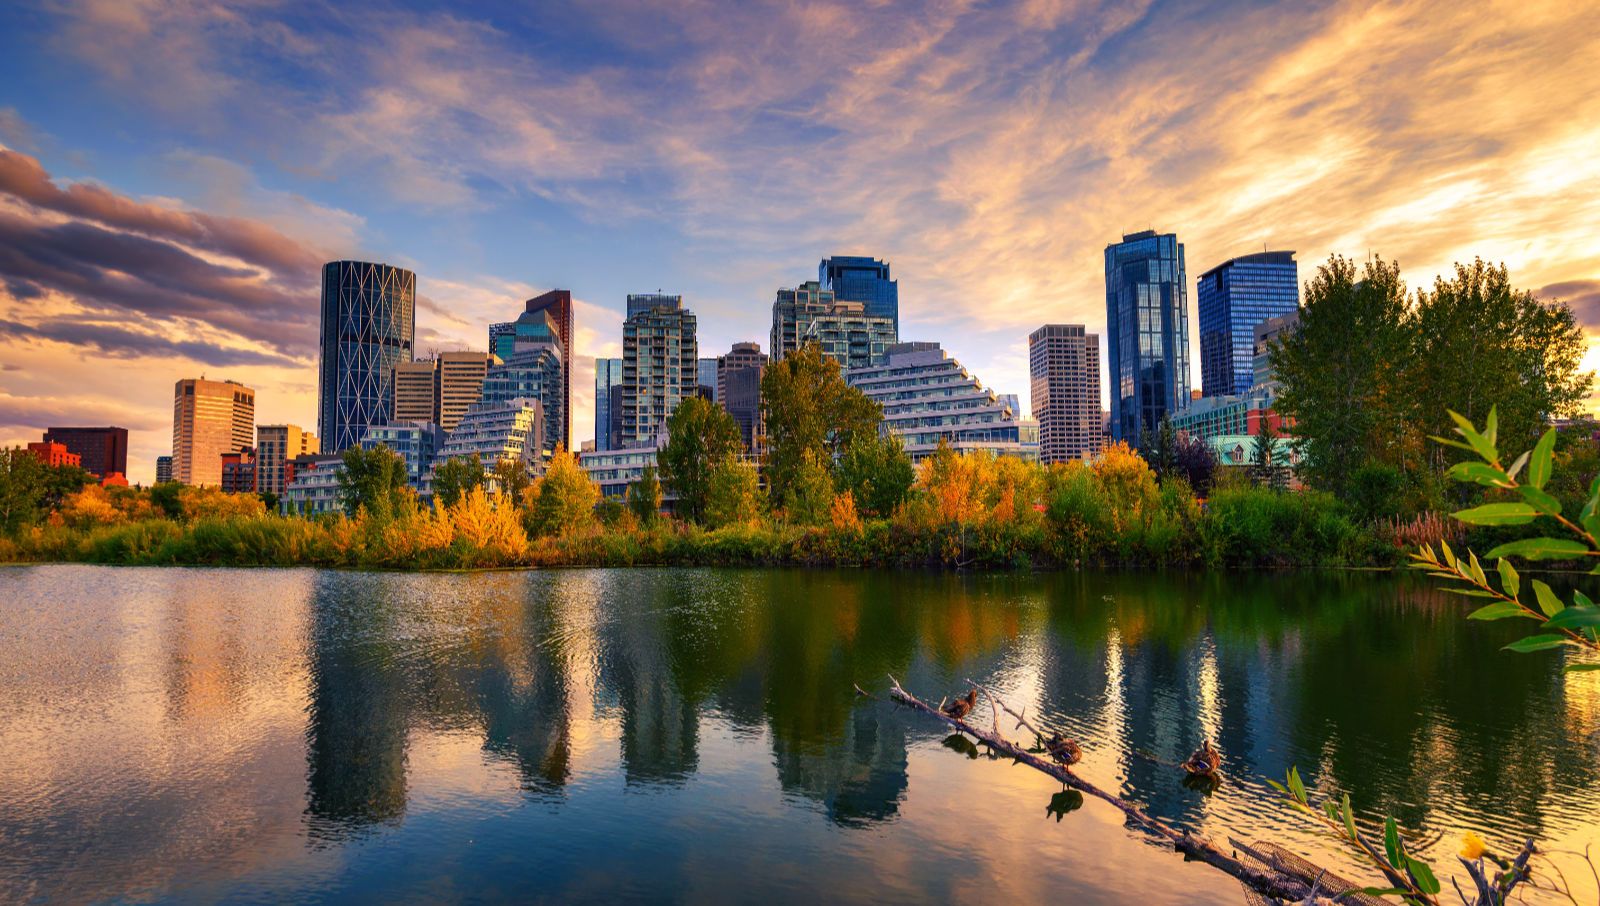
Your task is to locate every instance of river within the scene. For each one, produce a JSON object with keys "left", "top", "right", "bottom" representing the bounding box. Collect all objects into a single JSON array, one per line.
[{"left": 1, "top": 565, "right": 1596, "bottom": 903}]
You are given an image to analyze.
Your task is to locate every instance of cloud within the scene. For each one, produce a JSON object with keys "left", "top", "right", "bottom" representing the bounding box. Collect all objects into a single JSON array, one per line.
[{"left": 0, "top": 317, "right": 302, "bottom": 369}]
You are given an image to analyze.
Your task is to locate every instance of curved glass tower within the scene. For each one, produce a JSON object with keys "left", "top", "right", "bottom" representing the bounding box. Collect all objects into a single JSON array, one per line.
[{"left": 318, "top": 261, "right": 416, "bottom": 454}]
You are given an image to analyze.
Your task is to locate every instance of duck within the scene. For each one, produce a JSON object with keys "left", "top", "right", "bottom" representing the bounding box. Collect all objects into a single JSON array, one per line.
[
  {"left": 1182, "top": 739, "right": 1221, "bottom": 776},
  {"left": 942, "top": 687, "right": 977, "bottom": 720},
  {"left": 1044, "top": 733, "right": 1083, "bottom": 767}
]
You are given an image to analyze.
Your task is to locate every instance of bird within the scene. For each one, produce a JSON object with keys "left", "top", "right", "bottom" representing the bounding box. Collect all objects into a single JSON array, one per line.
[
  {"left": 1044, "top": 733, "right": 1082, "bottom": 767},
  {"left": 1182, "top": 739, "right": 1221, "bottom": 776},
  {"left": 943, "top": 687, "right": 977, "bottom": 720}
]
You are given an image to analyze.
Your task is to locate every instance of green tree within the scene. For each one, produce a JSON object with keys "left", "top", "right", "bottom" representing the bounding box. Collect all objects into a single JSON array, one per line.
[
  {"left": 1139, "top": 416, "right": 1179, "bottom": 480},
  {"left": 150, "top": 481, "right": 184, "bottom": 518},
  {"left": 1410, "top": 259, "right": 1592, "bottom": 467},
  {"left": 704, "top": 457, "right": 762, "bottom": 529},
  {"left": 493, "top": 456, "right": 533, "bottom": 502},
  {"left": 760, "top": 341, "right": 882, "bottom": 506},
  {"left": 432, "top": 453, "right": 486, "bottom": 509},
  {"left": 530, "top": 448, "right": 599, "bottom": 537},
  {"left": 659, "top": 396, "right": 742, "bottom": 523},
  {"left": 835, "top": 432, "right": 915, "bottom": 518},
  {"left": 0, "top": 447, "right": 46, "bottom": 535},
  {"left": 1271, "top": 255, "right": 1413, "bottom": 495},
  {"left": 628, "top": 465, "right": 663, "bottom": 524},
  {"left": 1248, "top": 422, "right": 1282, "bottom": 490},
  {"left": 338, "top": 444, "right": 410, "bottom": 519},
  {"left": 782, "top": 450, "right": 833, "bottom": 525}
]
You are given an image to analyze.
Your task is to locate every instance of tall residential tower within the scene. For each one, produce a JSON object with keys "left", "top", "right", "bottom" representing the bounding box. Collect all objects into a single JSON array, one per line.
[
  {"left": 621, "top": 294, "right": 697, "bottom": 448},
  {"left": 819, "top": 255, "right": 899, "bottom": 332}
]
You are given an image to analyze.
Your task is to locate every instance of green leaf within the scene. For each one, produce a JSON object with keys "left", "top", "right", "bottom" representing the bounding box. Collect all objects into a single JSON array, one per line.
[
  {"left": 1497, "top": 558, "right": 1519, "bottom": 599},
  {"left": 1529, "top": 428, "right": 1557, "bottom": 489},
  {"left": 1518, "top": 485, "right": 1562, "bottom": 515},
  {"left": 1383, "top": 817, "right": 1402, "bottom": 869},
  {"left": 1469, "top": 551, "right": 1487, "bottom": 586},
  {"left": 1564, "top": 663, "right": 1600, "bottom": 673},
  {"left": 1486, "top": 538, "right": 1591, "bottom": 561},
  {"left": 1287, "top": 766, "right": 1306, "bottom": 805},
  {"left": 1341, "top": 793, "right": 1357, "bottom": 843},
  {"left": 1447, "top": 410, "right": 1496, "bottom": 462},
  {"left": 1503, "top": 634, "right": 1573, "bottom": 653},
  {"left": 1452, "top": 503, "right": 1539, "bottom": 526},
  {"left": 1443, "top": 588, "right": 1500, "bottom": 599},
  {"left": 1532, "top": 580, "right": 1566, "bottom": 618},
  {"left": 1575, "top": 590, "right": 1594, "bottom": 608},
  {"left": 1446, "top": 461, "right": 1509, "bottom": 487},
  {"left": 1542, "top": 607, "right": 1600, "bottom": 631},
  {"left": 1468, "top": 602, "right": 1534, "bottom": 621},
  {"left": 1430, "top": 434, "right": 1476, "bottom": 453},
  {"left": 1441, "top": 541, "right": 1458, "bottom": 568},
  {"left": 1358, "top": 888, "right": 1411, "bottom": 898},
  {"left": 1484, "top": 406, "right": 1499, "bottom": 451},
  {"left": 1405, "top": 855, "right": 1441, "bottom": 895},
  {"left": 1264, "top": 778, "right": 1287, "bottom": 795}
]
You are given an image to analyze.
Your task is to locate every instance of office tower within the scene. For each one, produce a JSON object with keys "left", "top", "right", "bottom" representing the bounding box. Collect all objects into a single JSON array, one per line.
[
  {"left": 819, "top": 255, "right": 899, "bottom": 331},
  {"left": 595, "top": 357, "right": 625, "bottom": 452},
  {"left": 697, "top": 358, "right": 719, "bottom": 403},
  {"left": 220, "top": 448, "right": 256, "bottom": 494},
  {"left": 42, "top": 427, "right": 127, "bottom": 478},
  {"left": 716, "top": 341, "right": 766, "bottom": 401},
  {"left": 1104, "top": 230, "right": 1190, "bottom": 446},
  {"left": 1028, "top": 325, "right": 1103, "bottom": 464},
  {"left": 847, "top": 343, "right": 1038, "bottom": 462},
  {"left": 489, "top": 321, "right": 514, "bottom": 355},
  {"left": 1251, "top": 311, "right": 1299, "bottom": 390},
  {"left": 481, "top": 307, "right": 564, "bottom": 458},
  {"left": 621, "top": 294, "right": 697, "bottom": 448},
  {"left": 521, "top": 290, "right": 574, "bottom": 446},
  {"left": 1197, "top": 251, "right": 1299, "bottom": 397},
  {"left": 391, "top": 352, "right": 493, "bottom": 433},
  {"left": 172, "top": 377, "right": 254, "bottom": 486},
  {"left": 256, "top": 425, "right": 320, "bottom": 497},
  {"left": 318, "top": 260, "right": 416, "bottom": 454},
  {"left": 723, "top": 365, "right": 764, "bottom": 452},
  {"left": 770, "top": 281, "right": 897, "bottom": 367},
  {"left": 155, "top": 455, "right": 174, "bottom": 484}
]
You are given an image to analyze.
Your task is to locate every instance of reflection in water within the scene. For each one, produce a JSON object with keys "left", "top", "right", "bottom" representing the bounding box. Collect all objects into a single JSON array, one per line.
[{"left": 1, "top": 565, "right": 1597, "bottom": 904}]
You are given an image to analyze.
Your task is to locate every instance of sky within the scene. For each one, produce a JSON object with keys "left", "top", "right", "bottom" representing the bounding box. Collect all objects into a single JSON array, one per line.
[{"left": 1, "top": 0, "right": 1598, "bottom": 485}]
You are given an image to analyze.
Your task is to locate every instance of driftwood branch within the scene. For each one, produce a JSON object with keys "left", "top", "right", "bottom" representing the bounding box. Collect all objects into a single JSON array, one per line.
[{"left": 886, "top": 674, "right": 1349, "bottom": 905}]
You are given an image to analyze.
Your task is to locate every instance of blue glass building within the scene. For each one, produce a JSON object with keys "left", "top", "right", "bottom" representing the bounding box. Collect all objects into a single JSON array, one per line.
[
  {"left": 594, "top": 357, "right": 624, "bottom": 451},
  {"left": 819, "top": 256, "right": 898, "bottom": 331},
  {"left": 318, "top": 260, "right": 415, "bottom": 454},
  {"left": 1104, "top": 231, "right": 1190, "bottom": 446},
  {"left": 1196, "top": 251, "right": 1298, "bottom": 397}
]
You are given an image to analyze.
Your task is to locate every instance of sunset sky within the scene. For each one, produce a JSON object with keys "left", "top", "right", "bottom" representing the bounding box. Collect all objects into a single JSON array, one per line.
[{"left": 2, "top": 0, "right": 1598, "bottom": 484}]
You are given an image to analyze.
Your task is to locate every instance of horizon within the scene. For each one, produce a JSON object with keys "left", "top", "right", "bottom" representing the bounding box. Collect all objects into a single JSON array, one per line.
[{"left": 3, "top": 0, "right": 1599, "bottom": 484}]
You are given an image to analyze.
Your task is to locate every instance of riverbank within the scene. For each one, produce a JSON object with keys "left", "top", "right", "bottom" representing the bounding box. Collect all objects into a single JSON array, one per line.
[{"left": 0, "top": 484, "right": 1417, "bottom": 570}]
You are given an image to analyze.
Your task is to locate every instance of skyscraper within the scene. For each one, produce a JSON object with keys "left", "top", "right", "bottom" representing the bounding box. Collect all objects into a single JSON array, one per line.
[
  {"left": 522, "top": 290, "right": 574, "bottom": 446},
  {"left": 318, "top": 260, "right": 415, "bottom": 454},
  {"left": 173, "top": 377, "right": 254, "bottom": 486},
  {"left": 392, "top": 360, "right": 439, "bottom": 425},
  {"left": 391, "top": 352, "right": 492, "bottom": 433},
  {"left": 819, "top": 255, "right": 899, "bottom": 331},
  {"left": 1028, "top": 325, "right": 1102, "bottom": 464},
  {"left": 155, "top": 455, "right": 173, "bottom": 484},
  {"left": 1197, "top": 251, "right": 1299, "bottom": 397},
  {"left": 697, "top": 358, "right": 719, "bottom": 403},
  {"left": 717, "top": 342, "right": 768, "bottom": 451},
  {"left": 256, "top": 424, "right": 320, "bottom": 497},
  {"left": 483, "top": 307, "right": 565, "bottom": 456},
  {"left": 621, "top": 293, "right": 697, "bottom": 448},
  {"left": 770, "top": 281, "right": 897, "bottom": 368},
  {"left": 594, "top": 357, "right": 624, "bottom": 452},
  {"left": 1105, "top": 230, "right": 1190, "bottom": 446},
  {"left": 42, "top": 426, "right": 127, "bottom": 479}
]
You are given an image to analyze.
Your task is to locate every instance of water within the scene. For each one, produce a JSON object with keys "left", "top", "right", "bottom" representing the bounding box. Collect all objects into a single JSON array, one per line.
[{"left": 0, "top": 565, "right": 1596, "bottom": 904}]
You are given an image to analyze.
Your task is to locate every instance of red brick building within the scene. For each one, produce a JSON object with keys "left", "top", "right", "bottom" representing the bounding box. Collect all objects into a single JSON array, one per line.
[{"left": 26, "top": 441, "right": 81, "bottom": 468}]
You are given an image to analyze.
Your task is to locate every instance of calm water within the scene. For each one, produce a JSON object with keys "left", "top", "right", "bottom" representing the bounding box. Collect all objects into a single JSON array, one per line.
[{"left": 1, "top": 566, "right": 1597, "bottom": 904}]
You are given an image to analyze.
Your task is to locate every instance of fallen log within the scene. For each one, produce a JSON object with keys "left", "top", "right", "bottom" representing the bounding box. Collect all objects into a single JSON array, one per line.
[{"left": 885, "top": 674, "right": 1367, "bottom": 905}]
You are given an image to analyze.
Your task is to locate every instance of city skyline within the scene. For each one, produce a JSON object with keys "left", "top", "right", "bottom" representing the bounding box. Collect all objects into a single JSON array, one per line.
[{"left": 2, "top": 1, "right": 1600, "bottom": 483}]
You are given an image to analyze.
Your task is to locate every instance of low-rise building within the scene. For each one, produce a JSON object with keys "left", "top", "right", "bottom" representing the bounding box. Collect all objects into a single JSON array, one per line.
[
  {"left": 26, "top": 441, "right": 81, "bottom": 468},
  {"left": 579, "top": 445, "right": 658, "bottom": 499},
  {"left": 220, "top": 447, "right": 257, "bottom": 494},
  {"left": 360, "top": 422, "right": 445, "bottom": 487},
  {"left": 282, "top": 453, "right": 345, "bottom": 515},
  {"left": 846, "top": 342, "right": 1038, "bottom": 462}
]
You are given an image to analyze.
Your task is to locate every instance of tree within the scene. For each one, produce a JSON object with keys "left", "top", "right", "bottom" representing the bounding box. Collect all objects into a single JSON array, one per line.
[
  {"left": 493, "top": 456, "right": 533, "bottom": 503},
  {"left": 1171, "top": 431, "right": 1218, "bottom": 496},
  {"left": 0, "top": 447, "right": 46, "bottom": 535},
  {"left": 659, "top": 396, "right": 742, "bottom": 523},
  {"left": 338, "top": 445, "right": 410, "bottom": 519},
  {"left": 1248, "top": 422, "right": 1279, "bottom": 490},
  {"left": 628, "top": 465, "right": 663, "bottom": 524},
  {"left": 150, "top": 481, "right": 184, "bottom": 518},
  {"left": 704, "top": 457, "right": 762, "bottom": 529},
  {"left": 1271, "top": 255, "right": 1413, "bottom": 495},
  {"left": 760, "top": 342, "right": 882, "bottom": 506},
  {"left": 530, "top": 448, "right": 599, "bottom": 536},
  {"left": 835, "top": 432, "right": 915, "bottom": 518},
  {"left": 1140, "top": 416, "right": 1179, "bottom": 480},
  {"left": 782, "top": 450, "right": 833, "bottom": 525},
  {"left": 1409, "top": 259, "right": 1591, "bottom": 466},
  {"left": 432, "top": 454, "right": 486, "bottom": 509}
]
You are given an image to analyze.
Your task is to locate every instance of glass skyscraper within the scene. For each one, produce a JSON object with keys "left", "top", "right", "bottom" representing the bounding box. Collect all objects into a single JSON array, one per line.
[
  {"left": 1104, "top": 231, "right": 1189, "bottom": 446},
  {"left": 594, "top": 357, "right": 624, "bottom": 452},
  {"left": 318, "top": 260, "right": 415, "bottom": 454},
  {"left": 1196, "top": 251, "right": 1298, "bottom": 397},
  {"left": 819, "top": 256, "right": 898, "bottom": 331}
]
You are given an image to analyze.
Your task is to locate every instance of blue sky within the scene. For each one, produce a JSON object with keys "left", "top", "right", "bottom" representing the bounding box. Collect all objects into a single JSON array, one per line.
[{"left": 2, "top": 0, "right": 1599, "bottom": 483}]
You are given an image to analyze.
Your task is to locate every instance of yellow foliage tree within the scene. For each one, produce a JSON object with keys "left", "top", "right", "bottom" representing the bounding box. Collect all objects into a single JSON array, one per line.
[
  {"left": 58, "top": 485, "right": 121, "bottom": 527},
  {"left": 529, "top": 448, "right": 600, "bottom": 537},
  {"left": 1092, "top": 441, "right": 1158, "bottom": 529},
  {"left": 179, "top": 486, "right": 265, "bottom": 521},
  {"left": 918, "top": 441, "right": 991, "bottom": 523},
  {"left": 829, "top": 490, "right": 862, "bottom": 532},
  {"left": 447, "top": 487, "right": 528, "bottom": 560}
]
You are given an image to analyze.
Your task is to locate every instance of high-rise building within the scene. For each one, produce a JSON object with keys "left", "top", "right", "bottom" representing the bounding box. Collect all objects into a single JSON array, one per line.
[
  {"left": 318, "top": 260, "right": 416, "bottom": 454},
  {"left": 155, "top": 455, "right": 174, "bottom": 484},
  {"left": 521, "top": 290, "right": 574, "bottom": 446},
  {"left": 173, "top": 377, "right": 254, "bottom": 486},
  {"left": 392, "top": 352, "right": 492, "bottom": 433},
  {"left": 1197, "top": 251, "right": 1299, "bottom": 397},
  {"left": 1029, "top": 325, "right": 1103, "bottom": 464},
  {"left": 1252, "top": 310, "right": 1299, "bottom": 390},
  {"left": 819, "top": 255, "right": 899, "bottom": 331},
  {"left": 42, "top": 427, "right": 127, "bottom": 479},
  {"left": 1105, "top": 230, "right": 1190, "bottom": 446},
  {"left": 594, "top": 357, "right": 625, "bottom": 452},
  {"left": 770, "top": 281, "right": 835, "bottom": 361},
  {"left": 847, "top": 342, "right": 1038, "bottom": 462},
  {"left": 770, "top": 281, "right": 897, "bottom": 368},
  {"left": 717, "top": 342, "right": 767, "bottom": 451},
  {"left": 490, "top": 306, "right": 568, "bottom": 452},
  {"left": 716, "top": 342, "right": 766, "bottom": 401},
  {"left": 697, "top": 358, "right": 719, "bottom": 403},
  {"left": 489, "top": 321, "right": 515, "bottom": 356},
  {"left": 621, "top": 294, "right": 697, "bottom": 449},
  {"left": 256, "top": 425, "right": 319, "bottom": 497}
]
